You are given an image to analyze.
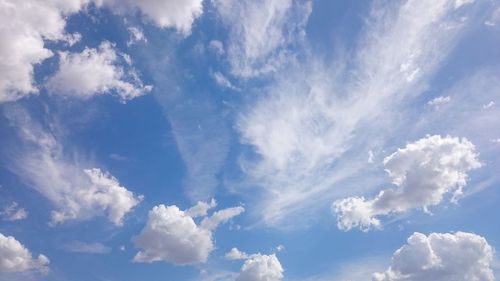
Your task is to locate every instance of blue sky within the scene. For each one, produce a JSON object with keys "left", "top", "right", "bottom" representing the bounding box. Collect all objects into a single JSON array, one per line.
[{"left": 0, "top": 0, "right": 500, "bottom": 280}]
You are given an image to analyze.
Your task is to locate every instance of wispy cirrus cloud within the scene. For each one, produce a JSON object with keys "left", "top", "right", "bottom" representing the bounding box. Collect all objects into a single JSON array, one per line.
[
  {"left": 3, "top": 105, "right": 142, "bottom": 226},
  {"left": 236, "top": 0, "right": 480, "bottom": 226}
]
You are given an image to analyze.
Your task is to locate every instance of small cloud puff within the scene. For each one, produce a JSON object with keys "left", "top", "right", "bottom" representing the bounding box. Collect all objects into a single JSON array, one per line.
[{"left": 133, "top": 200, "right": 244, "bottom": 265}]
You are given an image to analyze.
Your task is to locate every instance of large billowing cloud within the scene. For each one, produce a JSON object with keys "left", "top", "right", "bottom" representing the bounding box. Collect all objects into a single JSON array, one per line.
[
  {"left": 0, "top": 0, "right": 84, "bottom": 102},
  {"left": 333, "top": 135, "right": 481, "bottom": 231},
  {"left": 46, "top": 41, "right": 151, "bottom": 101},
  {"left": 225, "top": 248, "right": 284, "bottom": 281},
  {"left": 133, "top": 200, "right": 244, "bottom": 265},
  {"left": 0, "top": 0, "right": 199, "bottom": 103},
  {"left": 372, "top": 232, "right": 495, "bottom": 281},
  {"left": 0, "top": 233, "right": 49, "bottom": 274},
  {"left": 213, "top": 0, "right": 312, "bottom": 77},
  {"left": 4, "top": 106, "right": 142, "bottom": 226},
  {"left": 236, "top": 0, "right": 478, "bottom": 226}
]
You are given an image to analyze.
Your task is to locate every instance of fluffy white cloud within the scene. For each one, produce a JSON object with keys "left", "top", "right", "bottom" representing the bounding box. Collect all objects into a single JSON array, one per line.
[
  {"left": 0, "top": 202, "right": 28, "bottom": 221},
  {"left": 333, "top": 135, "right": 481, "bottom": 231},
  {"left": 127, "top": 26, "right": 147, "bottom": 46},
  {"left": 104, "top": 0, "right": 203, "bottom": 34},
  {"left": 372, "top": 232, "right": 494, "bottom": 281},
  {"left": 5, "top": 106, "right": 142, "bottom": 226},
  {"left": 236, "top": 0, "right": 478, "bottom": 226},
  {"left": 46, "top": 41, "right": 151, "bottom": 101},
  {"left": 225, "top": 248, "right": 284, "bottom": 281},
  {"left": 213, "top": 0, "right": 311, "bottom": 77},
  {"left": 0, "top": 233, "right": 49, "bottom": 274},
  {"left": 0, "top": 0, "right": 88, "bottom": 102},
  {"left": 428, "top": 96, "right": 451, "bottom": 107},
  {"left": 133, "top": 200, "right": 244, "bottom": 265}
]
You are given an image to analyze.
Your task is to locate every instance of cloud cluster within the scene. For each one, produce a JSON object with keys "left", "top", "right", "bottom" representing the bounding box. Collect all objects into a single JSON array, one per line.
[
  {"left": 225, "top": 248, "right": 284, "bottom": 281},
  {"left": 133, "top": 200, "right": 244, "bottom": 265},
  {"left": 5, "top": 106, "right": 142, "bottom": 226},
  {"left": 0, "top": 233, "right": 49, "bottom": 274},
  {"left": 0, "top": 202, "right": 28, "bottom": 221},
  {"left": 237, "top": 0, "right": 478, "bottom": 225},
  {"left": 333, "top": 135, "right": 481, "bottom": 231},
  {"left": 0, "top": 0, "right": 200, "bottom": 103},
  {"left": 213, "top": 0, "right": 311, "bottom": 77},
  {"left": 46, "top": 41, "right": 151, "bottom": 101},
  {"left": 0, "top": 0, "right": 84, "bottom": 102},
  {"left": 373, "top": 232, "right": 495, "bottom": 281}
]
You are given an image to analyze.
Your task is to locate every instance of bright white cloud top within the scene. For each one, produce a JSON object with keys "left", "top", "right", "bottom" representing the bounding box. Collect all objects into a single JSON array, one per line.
[
  {"left": 133, "top": 201, "right": 244, "bottom": 265},
  {"left": 372, "top": 232, "right": 494, "bottom": 281},
  {"left": 225, "top": 248, "right": 284, "bottom": 281},
  {"left": 333, "top": 135, "right": 481, "bottom": 231},
  {"left": 0, "top": 233, "right": 49, "bottom": 274},
  {"left": 46, "top": 41, "right": 151, "bottom": 101}
]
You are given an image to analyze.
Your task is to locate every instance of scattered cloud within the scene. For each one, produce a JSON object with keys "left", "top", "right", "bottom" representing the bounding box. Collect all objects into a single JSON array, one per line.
[
  {"left": 133, "top": 200, "right": 244, "bottom": 265},
  {"left": 213, "top": 0, "right": 312, "bottom": 77},
  {"left": 209, "top": 40, "right": 225, "bottom": 56},
  {"left": 427, "top": 96, "right": 451, "bottom": 107},
  {"left": 237, "top": 0, "right": 479, "bottom": 226},
  {"left": 105, "top": 0, "right": 203, "bottom": 34},
  {"left": 0, "top": 0, "right": 87, "bottom": 102},
  {"left": 127, "top": 26, "right": 147, "bottom": 46},
  {"left": 333, "top": 135, "right": 481, "bottom": 231},
  {"left": 46, "top": 41, "right": 151, "bottom": 102},
  {"left": 225, "top": 248, "right": 284, "bottom": 281},
  {"left": 373, "top": 232, "right": 494, "bottom": 281},
  {"left": 4, "top": 106, "right": 143, "bottom": 226},
  {"left": 211, "top": 71, "right": 238, "bottom": 90},
  {"left": 0, "top": 202, "right": 28, "bottom": 221},
  {"left": 0, "top": 233, "right": 49, "bottom": 274}
]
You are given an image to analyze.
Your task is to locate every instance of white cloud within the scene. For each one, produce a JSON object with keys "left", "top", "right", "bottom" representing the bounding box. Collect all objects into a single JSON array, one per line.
[
  {"left": 212, "top": 71, "right": 238, "bottom": 90},
  {"left": 62, "top": 241, "right": 111, "bottom": 254},
  {"left": 0, "top": 0, "right": 88, "bottom": 102},
  {"left": 373, "top": 232, "right": 494, "bottom": 281},
  {"left": 225, "top": 248, "right": 284, "bottom": 281},
  {"left": 127, "top": 26, "right": 147, "bottom": 46},
  {"left": 427, "top": 96, "right": 451, "bottom": 107},
  {"left": 0, "top": 233, "right": 49, "bottom": 274},
  {"left": 483, "top": 101, "right": 495, "bottom": 109},
  {"left": 4, "top": 106, "right": 142, "bottom": 226},
  {"left": 0, "top": 202, "right": 28, "bottom": 221},
  {"left": 133, "top": 201, "right": 244, "bottom": 265},
  {"left": 46, "top": 41, "right": 151, "bottom": 102},
  {"left": 237, "top": 0, "right": 478, "bottom": 226},
  {"left": 213, "top": 0, "right": 312, "bottom": 77},
  {"left": 333, "top": 135, "right": 481, "bottom": 231},
  {"left": 104, "top": 0, "right": 203, "bottom": 34},
  {"left": 209, "top": 40, "right": 225, "bottom": 56}
]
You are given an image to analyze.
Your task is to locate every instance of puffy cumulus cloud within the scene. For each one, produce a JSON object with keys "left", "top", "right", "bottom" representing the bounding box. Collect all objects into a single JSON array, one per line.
[
  {"left": 4, "top": 106, "right": 142, "bottom": 226},
  {"left": 225, "top": 248, "right": 284, "bottom": 281},
  {"left": 372, "top": 232, "right": 495, "bottom": 281},
  {"left": 133, "top": 200, "right": 244, "bottom": 265},
  {"left": 333, "top": 135, "right": 481, "bottom": 231},
  {"left": 104, "top": 0, "right": 203, "bottom": 34},
  {"left": 0, "top": 233, "right": 49, "bottom": 274},
  {"left": 0, "top": 202, "right": 28, "bottom": 221},
  {"left": 236, "top": 0, "right": 478, "bottom": 226},
  {"left": 213, "top": 0, "right": 312, "bottom": 77},
  {"left": 0, "top": 0, "right": 89, "bottom": 102},
  {"left": 46, "top": 41, "right": 151, "bottom": 102}
]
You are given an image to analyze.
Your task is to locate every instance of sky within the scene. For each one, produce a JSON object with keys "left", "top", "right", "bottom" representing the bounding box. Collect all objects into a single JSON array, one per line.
[{"left": 0, "top": 0, "right": 500, "bottom": 280}]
